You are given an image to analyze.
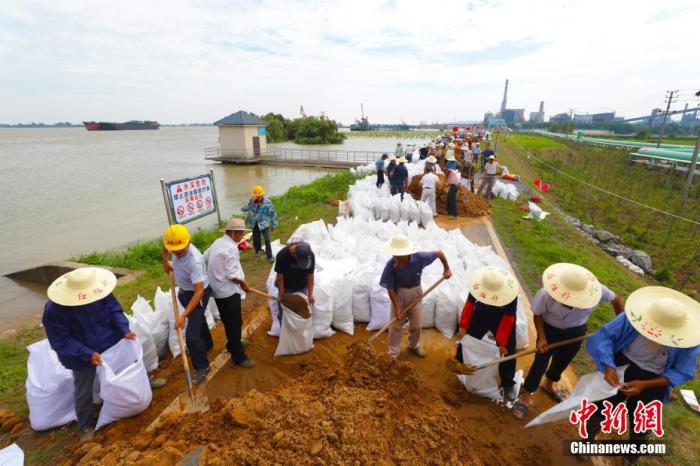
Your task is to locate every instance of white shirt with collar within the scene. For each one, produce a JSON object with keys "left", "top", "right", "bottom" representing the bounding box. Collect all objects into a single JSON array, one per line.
[{"left": 203, "top": 234, "right": 246, "bottom": 299}]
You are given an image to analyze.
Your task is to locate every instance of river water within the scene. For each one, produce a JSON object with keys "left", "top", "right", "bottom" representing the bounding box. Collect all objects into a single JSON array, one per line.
[{"left": 0, "top": 127, "right": 425, "bottom": 329}]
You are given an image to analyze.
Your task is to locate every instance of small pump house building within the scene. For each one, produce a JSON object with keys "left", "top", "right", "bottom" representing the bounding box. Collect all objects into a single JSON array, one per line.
[{"left": 214, "top": 111, "right": 268, "bottom": 161}]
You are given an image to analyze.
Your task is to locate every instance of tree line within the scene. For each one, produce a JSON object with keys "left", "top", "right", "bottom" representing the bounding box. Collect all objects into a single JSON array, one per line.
[{"left": 262, "top": 113, "right": 346, "bottom": 144}]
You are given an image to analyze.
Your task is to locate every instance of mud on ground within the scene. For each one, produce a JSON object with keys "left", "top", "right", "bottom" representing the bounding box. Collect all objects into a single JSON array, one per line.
[{"left": 407, "top": 174, "right": 491, "bottom": 217}]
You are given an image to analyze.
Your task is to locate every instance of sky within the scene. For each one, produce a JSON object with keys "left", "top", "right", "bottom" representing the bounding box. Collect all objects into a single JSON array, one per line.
[{"left": 2, "top": 0, "right": 700, "bottom": 124}]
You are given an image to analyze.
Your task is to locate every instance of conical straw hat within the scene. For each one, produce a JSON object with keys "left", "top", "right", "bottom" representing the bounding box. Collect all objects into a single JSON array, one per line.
[
  {"left": 468, "top": 266, "right": 519, "bottom": 306},
  {"left": 542, "top": 263, "right": 602, "bottom": 308},
  {"left": 625, "top": 286, "right": 700, "bottom": 348},
  {"left": 47, "top": 267, "right": 117, "bottom": 307}
]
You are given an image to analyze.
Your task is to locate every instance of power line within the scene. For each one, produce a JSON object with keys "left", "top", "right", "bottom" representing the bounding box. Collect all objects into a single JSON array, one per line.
[{"left": 509, "top": 138, "right": 700, "bottom": 226}]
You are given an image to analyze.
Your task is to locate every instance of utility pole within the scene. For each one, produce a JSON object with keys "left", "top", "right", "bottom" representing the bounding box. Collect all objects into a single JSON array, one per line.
[
  {"left": 656, "top": 90, "right": 678, "bottom": 148},
  {"left": 681, "top": 89, "right": 700, "bottom": 205}
]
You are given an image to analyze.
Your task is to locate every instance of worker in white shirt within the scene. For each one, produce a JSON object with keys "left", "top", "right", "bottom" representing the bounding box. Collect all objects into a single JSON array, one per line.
[
  {"left": 476, "top": 155, "right": 499, "bottom": 198},
  {"left": 203, "top": 218, "right": 255, "bottom": 368},
  {"left": 420, "top": 168, "right": 439, "bottom": 217}
]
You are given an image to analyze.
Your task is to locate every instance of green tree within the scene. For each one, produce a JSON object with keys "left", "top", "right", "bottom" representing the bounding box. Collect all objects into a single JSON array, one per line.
[
  {"left": 635, "top": 127, "right": 651, "bottom": 139},
  {"left": 288, "top": 116, "right": 346, "bottom": 144},
  {"left": 263, "top": 113, "right": 288, "bottom": 143}
]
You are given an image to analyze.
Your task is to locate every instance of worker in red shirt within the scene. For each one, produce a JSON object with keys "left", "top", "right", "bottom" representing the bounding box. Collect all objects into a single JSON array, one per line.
[{"left": 456, "top": 266, "right": 521, "bottom": 401}]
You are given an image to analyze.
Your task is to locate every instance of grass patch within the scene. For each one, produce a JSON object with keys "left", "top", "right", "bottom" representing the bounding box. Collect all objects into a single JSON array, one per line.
[
  {"left": 500, "top": 133, "right": 700, "bottom": 296},
  {"left": 0, "top": 328, "right": 46, "bottom": 418}
]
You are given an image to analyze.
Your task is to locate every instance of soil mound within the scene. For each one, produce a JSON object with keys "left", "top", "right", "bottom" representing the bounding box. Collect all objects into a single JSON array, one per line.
[
  {"left": 407, "top": 174, "right": 490, "bottom": 217},
  {"left": 69, "top": 343, "right": 482, "bottom": 465}
]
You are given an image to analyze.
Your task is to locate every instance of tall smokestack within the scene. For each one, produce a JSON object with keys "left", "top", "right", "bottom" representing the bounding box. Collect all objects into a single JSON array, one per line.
[
  {"left": 539, "top": 101, "right": 544, "bottom": 113},
  {"left": 500, "top": 79, "right": 509, "bottom": 114}
]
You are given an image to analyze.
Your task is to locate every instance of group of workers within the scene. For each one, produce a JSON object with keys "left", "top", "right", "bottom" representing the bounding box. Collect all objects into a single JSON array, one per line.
[{"left": 40, "top": 173, "right": 699, "bottom": 463}]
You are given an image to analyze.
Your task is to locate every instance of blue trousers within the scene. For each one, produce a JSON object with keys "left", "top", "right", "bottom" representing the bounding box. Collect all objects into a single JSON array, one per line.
[{"left": 178, "top": 287, "right": 213, "bottom": 370}]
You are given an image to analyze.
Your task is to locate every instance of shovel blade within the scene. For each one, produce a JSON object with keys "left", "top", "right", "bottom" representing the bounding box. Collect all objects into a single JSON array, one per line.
[
  {"left": 446, "top": 358, "right": 476, "bottom": 375},
  {"left": 280, "top": 293, "right": 311, "bottom": 319}
]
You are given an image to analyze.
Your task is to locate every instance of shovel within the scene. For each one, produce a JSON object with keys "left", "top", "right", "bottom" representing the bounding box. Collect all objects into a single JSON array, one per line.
[
  {"left": 168, "top": 271, "right": 209, "bottom": 412},
  {"left": 447, "top": 333, "right": 592, "bottom": 375},
  {"left": 247, "top": 287, "right": 312, "bottom": 319},
  {"left": 368, "top": 276, "right": 446, "bottom": 343}
]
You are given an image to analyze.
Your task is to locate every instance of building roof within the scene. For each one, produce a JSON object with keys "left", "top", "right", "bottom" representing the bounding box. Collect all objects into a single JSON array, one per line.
[{"left": 214, "top": 111, "right": 268, "bottom": 127}]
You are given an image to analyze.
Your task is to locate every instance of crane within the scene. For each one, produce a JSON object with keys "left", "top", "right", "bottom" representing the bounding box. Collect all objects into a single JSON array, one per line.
[{"left": 300, "top": 105, "right": 307, "bottom": 118}]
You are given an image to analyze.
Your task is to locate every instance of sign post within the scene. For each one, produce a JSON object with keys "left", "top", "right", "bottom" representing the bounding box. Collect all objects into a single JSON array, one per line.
[{"left": 161, "top": 172, "right": 221, "bottom": 225}]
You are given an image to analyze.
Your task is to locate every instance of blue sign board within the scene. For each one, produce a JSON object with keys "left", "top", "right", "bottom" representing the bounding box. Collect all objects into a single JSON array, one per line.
[{"left": 257, "top": 127, "right": 266, "bottom": 136}]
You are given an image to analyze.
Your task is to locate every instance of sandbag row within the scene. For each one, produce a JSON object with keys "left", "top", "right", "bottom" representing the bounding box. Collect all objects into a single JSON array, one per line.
[
  {"left": 348, "top": 176, "right": 434, "bottom": 227},
  {"left": 268, "top": 216, "right": 529, "bottom": 354}
]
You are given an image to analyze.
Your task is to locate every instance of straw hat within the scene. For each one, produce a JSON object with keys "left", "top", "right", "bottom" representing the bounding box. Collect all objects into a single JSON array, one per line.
[
  {"left": 542, "top": 263, "right": 602, "bottom": 309},
  {"left": 389, "top": 155, "right": 397, "bottom": 161},
  {"left": 220, "top": 217, "right": 249, "bottom": 232},
  {"left": 398, "top": 156, "right": 407, "bottom": 163},
  {"left": 426, "top": 155, "right": 437, "bottom": 163},
  {"left": 382, "top": 234, "right": 420, "bottom": 257},
  {"left": 47, "top": 267, "right": 117, "bottom": 307},
  {"left": 625, "top": 287, "right": 700, "bottom": 348},
  {"left": 468, "top": 266, "right": 519, "bottom": 306},
  {"left": 445, "top": 152, "right": 456, "bottom": 161}
]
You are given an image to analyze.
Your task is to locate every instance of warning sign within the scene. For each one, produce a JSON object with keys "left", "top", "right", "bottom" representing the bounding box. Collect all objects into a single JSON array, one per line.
[{"left": 165, "top": 174, "right": 218, "bottom": 224}]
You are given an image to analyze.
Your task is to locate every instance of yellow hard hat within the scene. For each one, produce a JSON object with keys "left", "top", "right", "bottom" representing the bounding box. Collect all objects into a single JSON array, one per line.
[
  {"left": 163, "top": 224, "right": 190, "bottom": 251},
  {"left": 252, "top": 185, "right": 265, "bottom": 197}
]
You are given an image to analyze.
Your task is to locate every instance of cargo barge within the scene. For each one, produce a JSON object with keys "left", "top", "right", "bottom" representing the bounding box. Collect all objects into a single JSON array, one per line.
[{"left": 83, "top": 120, "right": 160, "bottom": 131}]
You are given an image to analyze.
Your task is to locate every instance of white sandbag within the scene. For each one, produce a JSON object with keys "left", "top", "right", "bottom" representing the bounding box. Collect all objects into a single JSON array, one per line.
[
  {"left": 407, "top": 199, "right": 420, "bottom": 223},
  {"left": 435, "top": 286, "right": 460, "bottom": 338},
  {"left": 399, "top": 198, "right": 410, "bottom": 221},
  {"left": 153, "top": 287, "right": 185, "bottom": 358},
  {"left": 389, "top": 197, "right": 401, "bottom": 223},
  {"left": 0, "top": 444, "right": 23, "bottom": 466},
  {"left": 525, "top": 366, "right": 628, "bottom": 428},
  {"left": 418, "top": 202, "right": 433, "bottom": 227},
  {"left": 131, "top": 295, "right": 169, "bottom": 359},
  {"left": 95, "top": 339, "right": 152, "bottom": 430},
  {"left": 311, "top": 285, "right": 335, "bottom": 339},
  {"left": 274, "top": 307, "right": 314, "bottom": 357},
  {"left": 204, "top": 304, "right": 216, "bottom": 330},
  {"left": 421, "top": 292, "right": 437, "bottom": 328},
  {"left": 266, "top": 268, "right": 281, "bottom": 337},
  {"left": 207, "top": 297, "right": 220, "bottom": 320},
  {"left": 26, "top": 339, "right": 76, "bottom": 431},
  {"left": 456, "top": 334, "right": 501, "bottom": 400},
  {"left": 331, "top": 278, "right": 354, "bottom": 335},
  {"left": 126, "top": 315, "right": 158, "bottom": 373},
  {"left": 380, "top": 201, "right": 391, "bottom": 222},
  {"left": 368, "top": 286, "right": 392, "bottom": 331},
  {"left": 351, "top": 271, "right": 373, "bottom": 323},
  {"left": 515, "top": 298, "right": 529, "bottom": 350}
]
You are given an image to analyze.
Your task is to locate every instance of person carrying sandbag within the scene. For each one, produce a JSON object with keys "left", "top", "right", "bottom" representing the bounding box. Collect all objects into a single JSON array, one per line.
[
  {"left": 42, "top": 267, "right": 166, "bottom": 442},
  {"left": 584, "top": 287, "right": 700, "bottom": 464},
  {"left": 514, "top": 263, "right": 623, "bottom": 419},
  {"left": 203, "top": 218, "right": 255, "bottom": 369},
  {"left": 456, "top": 266, "right": 520, "bottom": 402},
  {"left": 162, "top": 224, "right": 213, "bottom": 385},
  {"left": 379, "top": 235, "right": 452, "bottom": 359}
]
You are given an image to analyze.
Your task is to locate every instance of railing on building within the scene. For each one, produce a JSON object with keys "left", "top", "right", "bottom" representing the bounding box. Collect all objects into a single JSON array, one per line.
[{"left": 204, "top": 146, "right": 385, "bottom": 166}]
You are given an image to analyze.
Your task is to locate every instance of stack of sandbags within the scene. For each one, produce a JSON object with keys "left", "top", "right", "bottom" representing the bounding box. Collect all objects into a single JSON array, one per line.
[
  {"left": 492, "top": 180, "right": 520, "bottom": 201},
  {"left": 348, "top": 178, "right": 435, "bottom": 228}
]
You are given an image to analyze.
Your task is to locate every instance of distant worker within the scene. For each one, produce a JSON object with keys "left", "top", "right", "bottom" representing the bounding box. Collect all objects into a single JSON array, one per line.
[
  {"left": 390, "top": 156, "right": 409, "bottom": 201},
  {"left": 424, "top": 155, "right": 437, "bottom": 173},
  {"left": 481, "top": 144, "right": 495, "bottom": 173},
  {"left": 456, "top": 266, "right": 521, "bottom": 401},
  {"left": 386, "top": 154, "right": 397, "bottom": 181},
  {"left": 418, "top": 145, "right": 429, "bottom": 160},
  {"left": 461, "top": 157, "right": 476, "bottom": 193},
  {"left": 445, "top": 150, "right": 460, "bottom": 171},
  {"left": 584, "top": 287, "right": 699, "bottom": 462},
  {"left": 203, "top": 218, "right": 255, "bottom": 369},
  {"left": 513, "top": 263, "right": 623, "bottom": 419},
  {"left": 476, "top": 155, "right": 499, "bottom": 198},
  {"left": 242, "top": 185, "right": 279, "bottom": 263},
  {"left": 420, "top": 167, "right": 438, "bottom": 217},
  {"left": 471, "top": 142, "right": 481, "bottom": 167},
  {"left": 380, "top": 235, "right": 452, "bottom": 359},
  {"left": 274, "top": 240, "right": 316, "bottom": 320},
  {"left": 375, "top": 153, "right": 389, "bottom": 189},
  {"left": 42, "top": 267, "right": 166, "bottom": 442},
  {"left": 394, "top": 142, "right": 405, "bottom": 160},
  {"left": 446, "top": 161, "right": 461, "bottom": 220},
  {"left": 405, "top": 144, "right": 415, "bottom": 163},
  {"left": 162, "top": 224, "right": 213, "bottom": 385}
]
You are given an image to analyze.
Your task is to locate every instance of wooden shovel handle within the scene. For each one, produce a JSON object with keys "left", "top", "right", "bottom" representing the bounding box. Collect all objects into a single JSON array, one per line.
[
  {"left": 169, "top": 271, "right": 195, "bottom": 404},
  {"left": 473, "top": 333, "right": 593, "bottom": 370},
  {"left": 368, "top": 276, "right": 447, "bottom": 343},
  {"left": 247, "top": 286, "right": 279, "bottom": 302}
]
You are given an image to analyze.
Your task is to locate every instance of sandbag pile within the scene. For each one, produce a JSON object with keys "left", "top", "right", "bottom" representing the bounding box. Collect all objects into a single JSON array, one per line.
[
  {"left": 492, "top": 180, "right": 520, "bottom": 201},
  {"left": 407, "top": 174, "right": 491, "bottom": 217},
  {"left": 267, "top": 216, "right": 528, "bottom": 351},
  {"left": 348, "top": 178, "right": 434, "bottom": 228}
]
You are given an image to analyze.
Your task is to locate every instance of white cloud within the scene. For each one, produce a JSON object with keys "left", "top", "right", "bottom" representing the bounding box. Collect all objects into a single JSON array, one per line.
[{"left": 1, "top": 0, "right": 699, "bottom": 124}]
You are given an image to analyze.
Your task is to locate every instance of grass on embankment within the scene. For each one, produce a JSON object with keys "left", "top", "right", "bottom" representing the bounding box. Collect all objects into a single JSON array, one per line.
[
  {"left": 490, "top": 138, "right": 700, "bottom": 465},
  {"left": 502, "top": 133, "right": 700, "bottom": 297},
  {"left": 0, "top": 171, "right": 357, "bottom": 437}
]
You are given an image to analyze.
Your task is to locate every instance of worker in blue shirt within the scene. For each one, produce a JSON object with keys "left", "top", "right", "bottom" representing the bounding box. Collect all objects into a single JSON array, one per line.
[
  {"left": 375, "top": 153, "right": 388, "bottom": 189},
  {"left": 584, "top": 286, "right": 700, "bottom": 457},
  {"left": 389, "top": 156, "right": 409, "bottom": 201},
  {"left": 43, "top": 267, "right": 165, "bottom": 441}
]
